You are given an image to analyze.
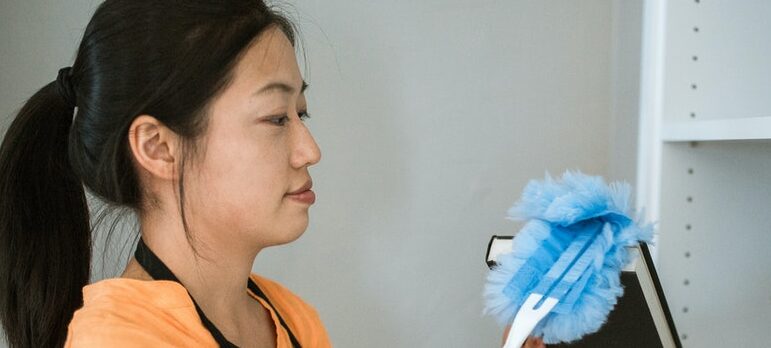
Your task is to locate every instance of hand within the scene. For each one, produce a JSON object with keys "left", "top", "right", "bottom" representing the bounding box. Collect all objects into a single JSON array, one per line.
[{"left": 522, "top": 336, "right": 546, "bottom": 348}]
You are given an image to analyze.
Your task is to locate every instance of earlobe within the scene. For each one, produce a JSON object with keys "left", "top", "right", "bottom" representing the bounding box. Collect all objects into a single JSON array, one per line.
[{"left": 127, "top": 115, "right": 179, "bottom": 181}]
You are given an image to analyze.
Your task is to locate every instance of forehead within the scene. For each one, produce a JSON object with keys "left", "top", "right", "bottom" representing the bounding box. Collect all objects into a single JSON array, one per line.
[{"left": 231, "top": 26, "right": 301, "bottom": 92}]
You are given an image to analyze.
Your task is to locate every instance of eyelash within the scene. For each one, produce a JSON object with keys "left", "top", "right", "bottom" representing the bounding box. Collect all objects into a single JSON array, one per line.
[{"left": 270, "top": 111, "right": 311, "bottom": 126}]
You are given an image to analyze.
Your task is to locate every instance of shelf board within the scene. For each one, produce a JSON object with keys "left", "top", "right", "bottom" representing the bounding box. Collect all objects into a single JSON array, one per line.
[{"left": 662, "top": 116, "right": 771, "bottom": 142}]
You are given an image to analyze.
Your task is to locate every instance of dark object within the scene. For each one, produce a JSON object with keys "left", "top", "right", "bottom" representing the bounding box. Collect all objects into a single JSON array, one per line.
[
  {"left": 548, "top": 272, "right": 670, "bottom": 347},
  {"left": 486, "top": 237, "right": 682, "bottom": 347},
  {"left": 485, "top": 235, "right": 513, "bottom": 269}
]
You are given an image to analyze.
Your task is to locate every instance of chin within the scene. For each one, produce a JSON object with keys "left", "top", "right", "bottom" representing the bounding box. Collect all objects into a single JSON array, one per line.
[
  {"left": 274, "top": 221, "right": 309, "bottom": 245},
  {"left": 285, "top": 229, "right": 306, "bottom": 244}
]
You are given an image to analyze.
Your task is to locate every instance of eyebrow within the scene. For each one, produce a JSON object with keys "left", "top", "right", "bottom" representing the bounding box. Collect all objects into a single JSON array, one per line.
[{"left": 254, "top": 80, "right": 308, "bottom": 96}]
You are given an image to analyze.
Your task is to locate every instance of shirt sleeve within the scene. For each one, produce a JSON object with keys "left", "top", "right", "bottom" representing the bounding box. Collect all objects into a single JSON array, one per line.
[{"left": 64, "top": 301, "right": 217, "bottom": 347}]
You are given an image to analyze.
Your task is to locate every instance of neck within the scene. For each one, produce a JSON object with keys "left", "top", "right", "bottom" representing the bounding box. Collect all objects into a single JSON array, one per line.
[{"left": 136, "top": 211, "right": 261, "bottom": 329}]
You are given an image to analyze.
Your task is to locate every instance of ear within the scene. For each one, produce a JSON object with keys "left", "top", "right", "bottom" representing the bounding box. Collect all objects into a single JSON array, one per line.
[{"left": 127, "top": 115, "right": 180, "bottom": 181}]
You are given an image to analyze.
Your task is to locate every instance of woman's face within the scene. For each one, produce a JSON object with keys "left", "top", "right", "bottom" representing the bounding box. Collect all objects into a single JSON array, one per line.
[{"left": 185, "top": 26, "right": 321, "bottom": 252}]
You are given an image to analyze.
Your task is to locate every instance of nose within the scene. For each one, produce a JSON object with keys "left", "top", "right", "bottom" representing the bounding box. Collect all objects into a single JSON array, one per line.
[{"left": 290, "top": 115, "right": 321, "bottom": 169}]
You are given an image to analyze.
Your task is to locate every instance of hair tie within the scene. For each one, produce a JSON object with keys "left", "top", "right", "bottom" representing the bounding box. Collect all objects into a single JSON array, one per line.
[{"left": 55, "top": 67, "right": 77, "bottom": 108}]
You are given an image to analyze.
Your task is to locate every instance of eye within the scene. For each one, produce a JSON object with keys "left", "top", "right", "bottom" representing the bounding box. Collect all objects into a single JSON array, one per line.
[
  {"left": 299, "top": 110, "right": 311, "bottom": 122},
  {"left": 268, "top": 110, "right": 310, "bottom": 126},
  {"left": 269, "top": 116, "right": 290, "bottom": 126}
]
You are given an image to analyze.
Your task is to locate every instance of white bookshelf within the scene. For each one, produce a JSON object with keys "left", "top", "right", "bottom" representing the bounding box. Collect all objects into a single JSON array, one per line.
[
  {"left": 663, "top": 116, "right": 771, "bottom": 142},
  {"left": 637, "top": 1, "right": 771, "bottom": 347}
]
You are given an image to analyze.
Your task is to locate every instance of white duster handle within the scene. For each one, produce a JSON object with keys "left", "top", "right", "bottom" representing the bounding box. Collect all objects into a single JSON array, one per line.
[{"left": 503, "top": 294, "right": 558, "bottom": 348}]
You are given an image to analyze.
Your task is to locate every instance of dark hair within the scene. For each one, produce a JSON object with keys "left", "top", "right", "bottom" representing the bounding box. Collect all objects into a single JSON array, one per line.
[{"left": 0, "top": 1, "right": 300, "bottom": 347}]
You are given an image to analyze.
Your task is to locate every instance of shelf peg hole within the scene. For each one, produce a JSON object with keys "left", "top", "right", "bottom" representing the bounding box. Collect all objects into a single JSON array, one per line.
[
  {"left": 686, "top": 196, "right": 693, "bottom": 203},
  {"left": 693, "top": 26, "right": 699, "bottom": 33},
  {"left": 686, "top": 224, "right": 692, "bottom": 230},
  {"left": 684, "top": 279, "right": 690, "bottom": 285},
  {"left": 688, "top": 168, "right": 694, "bottom": 174},
  {"left": 690, "top": 112, "right": 696, "bottom": 118},
  {"left": 691, "top": 83, "right": 698, "bottom": 90},
  {"left": 692, "top": 55, "right": 698, "bottom": 61},
  {"left": 685, "top": 251, "right": 691, "bottom": 258}
]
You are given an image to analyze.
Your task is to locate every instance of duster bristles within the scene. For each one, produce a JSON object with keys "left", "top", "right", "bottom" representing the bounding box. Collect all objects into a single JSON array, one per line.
[{"left": 483, "top": 170, "right": 654, "bottom": 344}]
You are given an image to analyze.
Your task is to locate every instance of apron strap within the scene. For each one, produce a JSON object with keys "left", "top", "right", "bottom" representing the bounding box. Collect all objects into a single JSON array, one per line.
[{"left": 134, "top": 237, "right": 301, "bottom": 348}]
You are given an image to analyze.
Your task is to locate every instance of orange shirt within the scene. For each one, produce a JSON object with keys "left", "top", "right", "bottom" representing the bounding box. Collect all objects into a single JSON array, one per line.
[{"left": 64, "top": 273, "right": 331, "bottom": 347}]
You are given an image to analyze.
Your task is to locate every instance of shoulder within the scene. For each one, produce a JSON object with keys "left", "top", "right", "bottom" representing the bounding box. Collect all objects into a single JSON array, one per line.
[
  {"left": 250, "top": 273, "right": 332, "bottom": 347},
  {"left": 65, "top": 278, "right": 216, "bottom": 347}
]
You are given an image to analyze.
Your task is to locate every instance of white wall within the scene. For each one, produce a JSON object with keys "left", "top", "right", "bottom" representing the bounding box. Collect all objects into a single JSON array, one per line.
[
  {"left": 609, "top": 0, "right": 644, "bottom": 188},
  {"left": 261, "top": 1, "right": 620, "bottom": 347},
  {"left": 0, "top": 1, "right": 643, "bottom": 347},
  {"left": 0, "top": 0, "right": 101, "bottom": 133}
]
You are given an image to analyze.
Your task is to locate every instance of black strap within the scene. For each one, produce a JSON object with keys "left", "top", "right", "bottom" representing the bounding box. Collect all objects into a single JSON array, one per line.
[{"left": 134, "top": 238, "right": 301, "bottom": 348}]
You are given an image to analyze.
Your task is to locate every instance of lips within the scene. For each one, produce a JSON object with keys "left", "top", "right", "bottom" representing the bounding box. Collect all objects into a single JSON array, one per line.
[
  {"left": 286, "top": 179, "right": 315, "bottom": 205},
  {"left": 287, "top": 179, "right": 312, "bottom": 195}
]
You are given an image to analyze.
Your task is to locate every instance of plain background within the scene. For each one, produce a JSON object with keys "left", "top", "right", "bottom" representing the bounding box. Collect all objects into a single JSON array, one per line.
[{"left": 0, "top": 0, "right": 642, "bottom": 347}]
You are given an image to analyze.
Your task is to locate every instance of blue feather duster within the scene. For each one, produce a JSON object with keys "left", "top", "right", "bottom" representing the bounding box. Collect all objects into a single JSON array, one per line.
[{"left": 483, "top": 170, "right": 654, "bottom": 344}]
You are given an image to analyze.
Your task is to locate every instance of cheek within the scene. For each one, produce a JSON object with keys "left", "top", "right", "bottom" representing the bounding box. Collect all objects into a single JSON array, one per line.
[{"left": 195, "top": 131, "right": 289, "bottom": 224}]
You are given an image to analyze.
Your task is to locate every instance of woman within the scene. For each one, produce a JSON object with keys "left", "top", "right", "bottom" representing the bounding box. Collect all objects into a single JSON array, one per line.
[{"left": 0, "top": 1, "right": 329, "bottom": 347}]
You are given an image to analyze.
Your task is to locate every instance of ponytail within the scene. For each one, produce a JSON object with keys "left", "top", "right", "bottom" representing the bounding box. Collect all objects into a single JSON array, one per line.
[{"left": 0, "top": 79, "right": 91, "bottom": 347}]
